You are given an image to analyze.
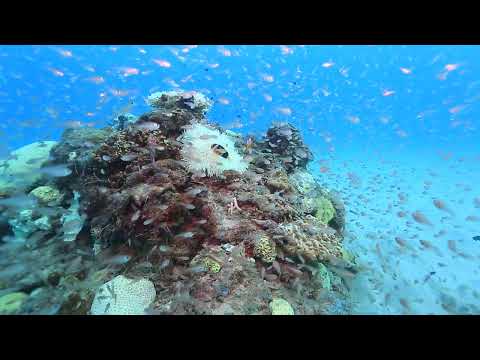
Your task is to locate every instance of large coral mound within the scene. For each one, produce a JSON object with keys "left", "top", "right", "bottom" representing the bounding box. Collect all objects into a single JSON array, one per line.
[{"left": 37, "top": 89, "right": 355, "bottom": 315}]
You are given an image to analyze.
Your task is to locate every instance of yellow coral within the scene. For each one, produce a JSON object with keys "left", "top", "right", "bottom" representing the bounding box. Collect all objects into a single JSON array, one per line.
[
  {"left": 30, "top": 185, "right": 61, "bottom": 205},
  {"left": 315, "top": 196, "right": 336, "bottom": 225},
  {"left": 254, "top": 236, "right": 277, "bottom": 263},
  {"left": 203, "top": 257, "right": 222, "bottom": 273}
]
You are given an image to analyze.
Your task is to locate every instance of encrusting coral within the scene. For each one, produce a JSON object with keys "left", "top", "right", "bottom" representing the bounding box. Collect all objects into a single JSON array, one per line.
[{"left": 253, "top": 235, "right": 277, "bottom": 264}]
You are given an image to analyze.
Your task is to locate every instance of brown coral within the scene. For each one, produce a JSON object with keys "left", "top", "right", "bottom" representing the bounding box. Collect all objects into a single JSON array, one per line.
[{"left": 271, "top": 215, "right": 343, "bottom": 262}]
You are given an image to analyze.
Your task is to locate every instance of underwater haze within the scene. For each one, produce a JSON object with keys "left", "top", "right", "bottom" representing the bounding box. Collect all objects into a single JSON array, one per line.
[{"left": 0, "top": 45, "right": 479, "bottom": 315}]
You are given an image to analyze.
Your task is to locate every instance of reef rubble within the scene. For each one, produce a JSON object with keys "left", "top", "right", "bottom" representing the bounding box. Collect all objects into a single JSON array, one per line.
[{"left": 0, "top": 90, "right": 358, "bottom": 315}]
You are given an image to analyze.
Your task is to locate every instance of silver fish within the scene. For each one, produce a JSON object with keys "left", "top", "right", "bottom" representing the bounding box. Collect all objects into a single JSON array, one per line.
[{"left": 38, "top": 164, "right": 72, "bottom": 177}]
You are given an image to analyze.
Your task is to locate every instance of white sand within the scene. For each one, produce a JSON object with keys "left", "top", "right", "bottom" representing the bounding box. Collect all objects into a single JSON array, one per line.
[{"left": 310, "top": 143, "right": 480, "bottom": 314}]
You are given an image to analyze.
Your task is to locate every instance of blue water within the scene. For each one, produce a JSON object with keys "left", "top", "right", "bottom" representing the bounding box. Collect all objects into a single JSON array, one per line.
[{"left": 1, "top": 45, "right": 479, "bottom": 314}]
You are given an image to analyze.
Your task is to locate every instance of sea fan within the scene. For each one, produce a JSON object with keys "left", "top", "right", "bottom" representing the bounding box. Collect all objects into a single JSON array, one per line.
[{"left": 179, "top": 123, "right": 249, "bottom": 177}]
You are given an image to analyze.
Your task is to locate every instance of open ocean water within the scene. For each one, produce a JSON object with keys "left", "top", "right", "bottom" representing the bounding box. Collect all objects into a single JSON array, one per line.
[{"left": 0, "top": 45, "right": 479, "bottom": 315}]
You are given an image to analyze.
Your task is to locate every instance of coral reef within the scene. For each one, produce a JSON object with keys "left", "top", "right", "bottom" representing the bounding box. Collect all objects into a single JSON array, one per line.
[
  {"left": 30, "top": 185, "right": 62, "bottom": 206},
  {"left": 8, "top": 209, "right": 51, "bottom": 239},
  {"left": 49, "top": 128, "right": 110, "bottom": 165},
  {"left": 90, "top": 275, "right": 156, "bottom": 315},
  {"left": 61, "top": 191, "right": 85, "bottom": 243},
  {"left": 147, "top": 90, "right": 213, "bottom": 116},
  {"left": 253, "top": 235, "right": 277, "bottom": 264},
  {"left": 0, "top": 89, "right": 355, "bottom": 315},
  {"left": 314, "top": 196, "right": 336, "bottom": 225},
  {"left": 271, "top": 215, "right": 343, "bottom": 262},
  {"left": 252, "top": 122, "right": 313, "bottom": 174},
  {"left": 111, "top": 113, "right": 137, "bottom": 131}
]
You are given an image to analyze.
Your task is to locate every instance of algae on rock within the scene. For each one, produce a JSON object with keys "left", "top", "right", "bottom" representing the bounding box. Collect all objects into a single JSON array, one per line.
[
  {"left": 0, "top": 292, "right": 28, "bottom": 314},
  {"left": 315, "top": 196, "right": 336, "bottom": 225},
  {"left": 269, "top": 298, "right": 294, "bottom": 315}
]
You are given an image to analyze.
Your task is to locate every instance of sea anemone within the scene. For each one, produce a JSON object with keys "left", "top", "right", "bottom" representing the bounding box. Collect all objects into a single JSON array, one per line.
[{"left": 179, "top": 122, "right": 249, "bottom": 177}]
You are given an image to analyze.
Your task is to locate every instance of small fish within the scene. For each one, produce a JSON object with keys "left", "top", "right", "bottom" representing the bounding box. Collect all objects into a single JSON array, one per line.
[
  {"left": 198, "top": 134, "right": 218, "bottom": 140},
  {"left": 447, "top": 240, "right": 458, "bottom": 253},
  {"left": 159, "top": 258, "right": 171, "bottom": 270},
  {"left": 38, "top": 164, "right": 72, "bottom": 177},
  {"left": 272, "top": 261, "right": 282, "bottom": 276},
  {"left": 134, "top": 121, "right": 160, "bottom": 131},
  {"left": 395, "top": 237, "right": 409, "bottom": 248},
  {"left": 473, "top": 236, "right": 480, "bottom": 241},
  {"left": 474, "top": 197, "right": 480, "bottom": 208},
  {"left": 412, "top": 211, "right": 433, "bottom": 226},
  {"left": 399, "top": 298, "right": 411, "bottom": 312},
  {"left": 423, "top": 271, "right": 436, "bottom": 284},
  {"left": 102, "top": 254, "right": 132, "bottom": 266},
  {"left": 25, "top": 157, "right": 46, "bottom": 165},
  {"left": 106, "top": 283, "right": 116, "bottom": 301},
  {"left": 259, "top": 266, "right": 266, "bottom": 279},
  {"left": 120, "top": 153, "right": 138, "bottom": 162},
  {"left": 189, "top": 264, "right": 207, "bottom": 274},
  {"left": 184, "top": 187, "right": 206, "bottom": 197},
  {"left": 158, "top": 245, "right": 171, "bottom": 253},
  {"left": 433, "top": 199, "right": 455, "bottom": 216},
  {"left": 143, "top": 218, "right": 154, "bottom": 225},
  {"left": 62, "top": 219, "right": 84, "bottom": 233},
  {"left": 104, "top": 302, "right": 111, "bottom": 313},
  {"left": 175, "top": 231, "right": 195, "bottom": 239},
  {"left": 131, "top": 210, "right": 141, "bottom": 222},
  {"left": 0, "top": 195, "right": 37, "bottom": 209},
  {"left": 466, "top": 216, "right": 480, "bottom": 222},
  {"left": 102, "top": 155, "right": 112, "bottom": 161}
]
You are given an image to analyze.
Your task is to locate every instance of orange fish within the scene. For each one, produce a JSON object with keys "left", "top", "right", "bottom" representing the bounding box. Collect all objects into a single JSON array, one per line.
[
  {"left": 153, "top": 59, "right": 171, "bottom": 68},
  {"left": 382, "top": 89, "right": 395, "bottom": 97},
  {"left": 262, "top": 74, "right": 274, "bottom": 83},
  {"left": 321, "top": 61, "right": 334, "bottom": 68},
  {"left": 86, "top": 76, "right": 105, "bottom": 84},
  {"left": 412, "top": 211, "right": 433, "bottom": 226},
  {"left": 119, "top": 67, "right": 139, "bottom": 77},
  {"left": 433, "top": 199, "right": 455, "bottom": 216},
  {"left": 49, "top": 68, "right": 64, "bottom": 77}
]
